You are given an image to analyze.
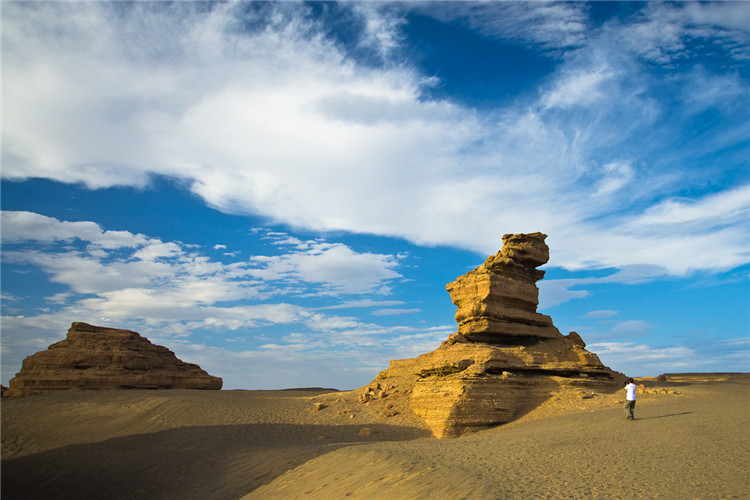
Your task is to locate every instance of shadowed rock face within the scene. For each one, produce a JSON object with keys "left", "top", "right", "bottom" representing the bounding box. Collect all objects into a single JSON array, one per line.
[
  {"left": 361, "top": 233, "right": 625, "bottom": 438},
  {"left": 4, "top": 323, "right": 222, "bottom": 396}
]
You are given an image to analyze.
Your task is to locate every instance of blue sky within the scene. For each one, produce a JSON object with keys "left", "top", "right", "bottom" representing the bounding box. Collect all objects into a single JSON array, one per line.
[{"left": 2, "top": 1, "right": 748, "bottom": 389}]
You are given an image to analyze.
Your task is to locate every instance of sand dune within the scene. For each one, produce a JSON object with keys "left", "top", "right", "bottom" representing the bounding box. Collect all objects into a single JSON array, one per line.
[{"left": 2, "top": 374, "right": 749, "bottom": 499}]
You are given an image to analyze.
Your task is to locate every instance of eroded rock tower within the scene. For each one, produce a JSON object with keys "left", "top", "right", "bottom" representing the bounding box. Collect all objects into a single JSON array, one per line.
[{"left": 360, "top": 233, "right": 624, "bottom": 438}]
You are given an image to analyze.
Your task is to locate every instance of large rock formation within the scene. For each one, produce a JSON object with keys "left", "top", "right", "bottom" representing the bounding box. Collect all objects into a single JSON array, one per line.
[
  {"left": 360, "top": 233, "right": 624, "bottom": 438},
  {"left": 4, "top": 322, "right": 222, "bottom": 396}
]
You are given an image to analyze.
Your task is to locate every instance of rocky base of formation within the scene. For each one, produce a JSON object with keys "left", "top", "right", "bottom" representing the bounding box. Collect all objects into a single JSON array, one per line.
[
  {"left": 4, "top": 322, "right": 222, "bottom": 397},
  {"left": 359, "top": 233, "right": 625, "bottom": 438},
  {"left": 364, "top": 333, "right": 623, "bottom": 438}
]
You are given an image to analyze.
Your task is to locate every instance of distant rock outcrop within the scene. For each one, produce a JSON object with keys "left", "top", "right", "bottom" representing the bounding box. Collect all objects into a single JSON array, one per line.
[
  {"left": 360, "top": 233, "right": 624, "bottom": 438},
  {"left": 4, "top": 322, "right": 222, "bottom": 396}
]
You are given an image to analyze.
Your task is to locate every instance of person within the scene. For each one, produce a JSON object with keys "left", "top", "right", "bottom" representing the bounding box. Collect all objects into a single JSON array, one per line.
[{"left": 624, "top": 377, "right": 637, "bottom": 420}]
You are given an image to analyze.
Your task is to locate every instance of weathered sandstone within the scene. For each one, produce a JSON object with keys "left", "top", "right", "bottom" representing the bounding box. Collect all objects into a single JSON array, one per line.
[
  {"left": 447, "top": 232, "right": 556, "bottom": 343},
  {"left": 4, "top": 322, "right": 222, "bottom": 396},
  {"left": 360, "top": 233, "right": 624, "bottom": 438}
]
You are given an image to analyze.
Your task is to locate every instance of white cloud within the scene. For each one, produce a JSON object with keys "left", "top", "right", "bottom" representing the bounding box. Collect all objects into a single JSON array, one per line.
[
  {"left": 370, "top": 308, "right": 421, "bottom": 316},
  {"left": 165, "top": 327, "right": 451, "bottom": 390},
  {"left": 422, "top": 2, "right": 590, "bottom": 51},
  {"left": 133, "top": 241, "right": 183, "bottom": 261},
  {"left": 628, "top": 185, "right": 750, "bottom": 232},
  {"left": 679, "top": 68, "right": 745, "bottom": 114},
  {"left": 588, "top": 341, "right": 697, "bottom": 376},
  {"left": 211, "top": 322, "right": 454, "bottom": 388},
  {"left": 353, "top": 3, "right": 405, "bottom": 59},
  {"left": 618, "top": 3, "right": 750, "bottom": 64},
  {"left": 1, "top": 211, "right": 148, "bottom": 249},
  {"left": 319, "top": 299, "right": 407, "bottom": 310},
  {"left": 550, "top": 217, "right": 749, "bottom": 275},
  {"left": 593, "top": 162, "right": 635, "bottom": 197},
  {"left": 607, "top": 320, "right": 653, "bottom": 337},
  {"left": 247, "top": 241, "right": 404, "bottom": 295},
  {"left": 540, "top": 265, "right": 667, "bottom": 310},
  {"left": 1, "top": 211, "right": 409, "bottom": 327},
  {"left": 3, "top": 211, "right": 407, "bottom": 300},
  {"left": 542, "top": 66, "right": 615, "bottom": 109},
  {"left": 2, "top": 2, "right": 748, "bottom": 280},
  {"left": 684, "top": 2, "right": 750, "bottom": 32},
  {"left": 538, "top": 278, "right": 590, "bottom": 310},
  {"left": 269, "top": 235, "right": 305, "bottom": 247},
  {"left": 586, "top": 310, "right": 619, "bottom": 319},
  {"left": 3, "top": 250, "right": 167, "bottom": 294},
  {"left": 585, "top": 336, "right": 750, "bottom": 377}
]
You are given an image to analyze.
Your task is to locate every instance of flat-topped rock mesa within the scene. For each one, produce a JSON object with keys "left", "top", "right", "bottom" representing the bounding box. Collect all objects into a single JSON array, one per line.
[
  {"left": 4, "top": 322, "right": 222, "bottom": 397},
  {"left": 360, "top": 233, "right": 625, "bottom": 438}
]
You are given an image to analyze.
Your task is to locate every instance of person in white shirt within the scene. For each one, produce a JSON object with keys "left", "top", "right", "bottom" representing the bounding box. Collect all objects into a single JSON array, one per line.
[{"left": 624, "top": 378, "right": 637, "bottom": 420}]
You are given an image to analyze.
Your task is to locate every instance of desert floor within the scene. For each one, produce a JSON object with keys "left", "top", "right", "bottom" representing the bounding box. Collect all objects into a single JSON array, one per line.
[{"left": 2, "top": 373, "right": 748, "bottom": 499}]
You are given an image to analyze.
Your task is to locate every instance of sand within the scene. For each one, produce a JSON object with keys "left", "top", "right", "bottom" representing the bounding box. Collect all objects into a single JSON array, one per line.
[{"left": 2, "top": 373, "right": 749, "bottom": 499}]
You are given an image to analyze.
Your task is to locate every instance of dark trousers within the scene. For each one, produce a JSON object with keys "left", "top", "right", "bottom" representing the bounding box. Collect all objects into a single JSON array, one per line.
[{"left": 624, "top": 400, "right": 636, "bottom": 419}]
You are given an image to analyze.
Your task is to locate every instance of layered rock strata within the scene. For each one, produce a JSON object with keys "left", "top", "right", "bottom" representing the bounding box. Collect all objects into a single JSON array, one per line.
[
  {"left": 360, "top": 233, "right": 624, "bottom": 438},
  {"left": 5, "top": 322, "right": 222, "bottom": 396}
]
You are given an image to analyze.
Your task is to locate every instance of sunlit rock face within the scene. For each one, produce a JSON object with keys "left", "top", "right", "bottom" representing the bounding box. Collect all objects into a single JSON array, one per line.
[
  {"left": 361, "top": 233, "right": 624, "bottom": 438},
  {"left": 446, "top": 232, "right": 556, "bottom": 343},
  {"left": 5, "top": 322, "right": 222, "bottom": 396}
]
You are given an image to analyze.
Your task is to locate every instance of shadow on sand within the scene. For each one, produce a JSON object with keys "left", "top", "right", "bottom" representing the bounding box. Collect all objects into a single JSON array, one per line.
[
  {"left": 637, "top": 411, "right": 694, "bottom": 420},
  {"left": 1, "top": 422, "right": 430, "bottom": 500}
]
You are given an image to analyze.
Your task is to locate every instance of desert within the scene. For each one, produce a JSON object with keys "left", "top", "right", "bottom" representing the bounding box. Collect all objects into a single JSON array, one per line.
[
  {"left": 2, "top": 373, "right": 749, "bottom": 499},
  {"left": 4, "top": 3, "right": 749, "bottom": 498},
  {"left": 2, "top": 234, "right": 748, "bottom": 498}
]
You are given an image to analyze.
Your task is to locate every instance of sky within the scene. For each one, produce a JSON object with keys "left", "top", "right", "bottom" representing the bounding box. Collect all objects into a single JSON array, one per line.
[{"left": 1, "top": 1, "right": 748, "bottom": 390}]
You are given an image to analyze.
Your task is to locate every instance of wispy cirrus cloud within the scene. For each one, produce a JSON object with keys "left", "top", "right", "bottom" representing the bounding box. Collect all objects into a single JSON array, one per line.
[
  {"left": 352, "top": 3, "right": 406, "bottom": 59},
  {"left": 318, "top": 299, "right": 408, "bottom": 310},
  {"left": 586, "top": 310, "right": 619, "bottom": 319},
  {"left": 370, "top": 308, "right": 421, "bottom": 316},
  {"left": 420, "top": 2, "right": 590, "bottom": 51},
  {"left": 627, "top": 185, "right": 750, "bottom": 233},
  {"left": 541, "top": 65, "right": 615, "bottom": 109},
  {"left": 620, "top": 2, "right": 750, "bottom": 64}
]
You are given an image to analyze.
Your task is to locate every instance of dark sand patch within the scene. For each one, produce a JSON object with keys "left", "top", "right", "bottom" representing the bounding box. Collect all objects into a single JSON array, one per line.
[{"left": 2, "top": 389, "right": 428, "bottom": 499}]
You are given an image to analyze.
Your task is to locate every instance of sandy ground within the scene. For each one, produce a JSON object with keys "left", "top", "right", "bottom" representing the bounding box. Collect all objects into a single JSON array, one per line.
[{"left": 2, "top": 373, "right": 748, "bottom": 499}]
